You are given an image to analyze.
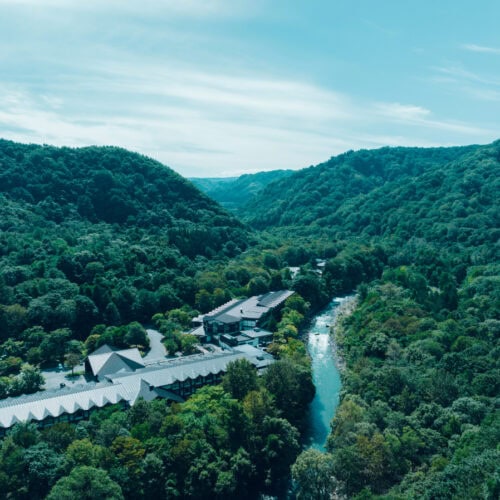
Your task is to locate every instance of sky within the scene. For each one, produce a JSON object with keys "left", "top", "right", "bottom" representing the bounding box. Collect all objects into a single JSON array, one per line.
[{"left": 0, "top": 0, "right": 499, "bottom": 177}]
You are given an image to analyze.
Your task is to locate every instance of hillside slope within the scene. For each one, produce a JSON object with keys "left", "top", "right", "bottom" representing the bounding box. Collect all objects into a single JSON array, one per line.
[
  {"left": 0, "top": 141, "right": 250, "bottom": 343},
  {"left": 191, "top": 169, "right": 293, "bottom": 210},
  {"left": 247, "top": 142, "right": 499, "bottom": 498},
  {"left": 242, "top": 144, "right": 485, "bottom": 229},
  {"left": 242, "top": 142, "right": 499, "bottom": 279}
]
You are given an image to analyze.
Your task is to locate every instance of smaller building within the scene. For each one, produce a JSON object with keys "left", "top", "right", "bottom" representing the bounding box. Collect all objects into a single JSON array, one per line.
[
  {"left": 85, "top": 344, "right": 145, "bottom": 381},
  {"left": 199, "top": 290, "right": 294, "bottom": 345},
  {"left": 240, "top": 327, "right": 274, "bottom": 347}
]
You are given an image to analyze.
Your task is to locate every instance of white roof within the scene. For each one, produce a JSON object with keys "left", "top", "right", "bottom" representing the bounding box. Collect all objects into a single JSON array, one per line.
[
  {"left": 0, "top": 347, "right": 275, "bottom": 430},
  {"left": 188, "top": 325, "right": 206, "bottom": 337},
  {"left": 87, "top": 347, "right": 145, "bottom": 378},
  {"left": 107, "top": 351, "right": 248, "bottom": 388},
  {"left": 241, "top": 328, "right": 273, "bottom": 339},
  {"left": 0, "top": 383, "right": 131, "bottom": 429}
]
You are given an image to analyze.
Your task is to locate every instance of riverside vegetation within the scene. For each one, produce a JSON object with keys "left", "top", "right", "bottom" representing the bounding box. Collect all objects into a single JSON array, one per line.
[{"left": 0, "top": 139, "right": 498, "bottom": 498}]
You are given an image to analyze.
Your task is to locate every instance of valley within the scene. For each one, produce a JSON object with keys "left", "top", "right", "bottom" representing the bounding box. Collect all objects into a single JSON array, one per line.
[{"left": 0, "top": 140, "right": 498, "bottom": 499}]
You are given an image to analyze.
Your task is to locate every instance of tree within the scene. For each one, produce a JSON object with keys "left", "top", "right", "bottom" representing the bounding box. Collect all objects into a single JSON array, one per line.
[
  {"left": 124, "top": 322, "right": 148, "bottom": 347},
  {"left": 248, "top": 276, "right": 269, "bottom": 296},
  {"left": 140, "top": 453, "right": 165, "bottom": 498},
  {"left": 260, "top": 416, "right": 301, "bottom": 495},
  {"left": 222, "top": 359, "right": 258, "bottom": 400},
  {"left": 110, "top": 436, "right": 146, "bottom": 476},
  {"left": 263, "top": 359, "right": 315, "bottom": 429},
  {"left": 292, "top": 449, "right": 340, "bottom": 500},
  {"left": 23, "top": 442, "right": 66, "bottom": 498},
  {"left": 195, "top": 289, "right": 213, "bottom": 313},
  {"left": 73, "top": 295, "right": 99, "bottom": 337},
  {"left": 284, "top": 293, "right": 309, "bottom": 315},
  {"left": 64, "top": 340, "right": 83, "bottom": 375},
  {"left": 47, "top": 466, "right": 124, "bottom": 500},
  {"left": 11, "top": 364, "right": 44, "bottom": 395},
  {"left": 243, "top": 389, "right": 278, "bottom": 426},
  {"left": 65, "top": 439, "right": 109, "bottom": 469},
  {"left": 42, "top": 423, "right": 77, "bottom": 452},
  {"left": 180, "top": 334, "right": 199, "bottom": 355},
  {"left": 292, "top": 273, "right": 327, "bottom": 308}
]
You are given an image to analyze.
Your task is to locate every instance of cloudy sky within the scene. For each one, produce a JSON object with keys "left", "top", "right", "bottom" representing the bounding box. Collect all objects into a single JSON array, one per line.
[{"left": 1, "top": 0, "right": 499, "bottom": 176}]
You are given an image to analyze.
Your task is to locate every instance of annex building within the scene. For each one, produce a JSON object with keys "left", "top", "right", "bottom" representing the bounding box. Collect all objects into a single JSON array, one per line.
[{"left": 191, "top": 290, "right": 294, "bottom": 346}]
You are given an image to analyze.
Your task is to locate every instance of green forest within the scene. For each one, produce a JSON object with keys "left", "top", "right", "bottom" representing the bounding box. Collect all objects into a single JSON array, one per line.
[
  {"left": 0, "top": 139, "right": 498, "bottom": 498},
  {"left": 190, "top": 169, "right": 293, "bottom": 211}
]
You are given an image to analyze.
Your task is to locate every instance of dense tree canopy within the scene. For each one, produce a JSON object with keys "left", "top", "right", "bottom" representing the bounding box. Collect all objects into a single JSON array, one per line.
[{"left": 0, "top": 141, "right": 251, "bottom": 368}]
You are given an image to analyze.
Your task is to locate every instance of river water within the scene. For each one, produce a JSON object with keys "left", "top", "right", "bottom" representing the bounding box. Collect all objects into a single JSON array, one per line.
[{"left": 303, "top": 297, "right": 348, "bottom": 451}]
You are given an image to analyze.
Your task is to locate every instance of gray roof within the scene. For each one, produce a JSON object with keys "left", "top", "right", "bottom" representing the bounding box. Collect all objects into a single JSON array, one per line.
[
  {"left": 233, "top": 345, "right": 275, "bottom": 369},
  {"left": 90, "top": 344, "right": 117, "bottom": 355},
  {"left": 87, "top": 347, "right": 145, "bottom": 379},
  {"left": 203, "top": 299, "right": 243, "bottom": 321},
  {"left": 257, "top": 290, "right": 295, "bottom": 308},
  {"left": 0, "top": 347, "right": 274, "bottom": 430},
  {"left": 240, "top": 328, "right": 273, "bottom": 339},
  {"left": 188, "top": 325, "right": 206, "bottom": 337},
  {"left": 107, "top": 351, "right": 249, "bottom": 388},
  {"left": 214, "top": 312, "right": 241, "bottom": 323},
  {"left": 203, "top": 290, "right": 293, "bottom": 325}
]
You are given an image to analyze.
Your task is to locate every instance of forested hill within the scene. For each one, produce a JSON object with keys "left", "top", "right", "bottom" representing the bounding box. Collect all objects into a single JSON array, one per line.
[
  {"left": 0, "top": 140, "right": 250, "bottom": 343},
  {"left": 0, "top": 140, "right": 244, "bottom": 231},
  {"left": 190, "top": 169, "right": 293, "bottom": 210},
  {"left": 242, "top": 143, "right": 491, "bottom": 232},
  {"left": 264, "top": 141, "right": 498, "bottom": 498},
  {"left": 0, "top": 140, "right": 251, "bottom": 257}
]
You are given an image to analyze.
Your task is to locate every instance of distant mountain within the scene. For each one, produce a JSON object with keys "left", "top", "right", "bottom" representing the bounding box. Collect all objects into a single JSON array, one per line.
[
  {"left": 189, "top": 176, "right": 238, "bottom": 193},
  {"left": 190, "top": 169, "right": 293, "bottom": 210}
]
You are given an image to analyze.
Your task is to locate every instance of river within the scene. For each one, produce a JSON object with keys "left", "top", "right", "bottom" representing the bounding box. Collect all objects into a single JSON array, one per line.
[{"left": 303, "top": 297, "right": 351, "bottom": 451}]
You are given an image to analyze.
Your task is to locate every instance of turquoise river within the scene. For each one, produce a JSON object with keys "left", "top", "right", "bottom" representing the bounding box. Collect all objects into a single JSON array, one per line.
[{"left": 303, "top": 297, "right": 349, "bottom": 451}]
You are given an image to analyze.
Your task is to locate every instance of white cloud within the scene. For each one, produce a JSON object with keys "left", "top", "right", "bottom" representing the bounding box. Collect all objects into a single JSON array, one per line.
[
  {"left": 0, "top": 2, "right": 497, "bottom": 178},
  {"left": 0, "top": 0, "right": 253, "bottom": 18},
  {"left": 371, "top": 100, "right": 492, "bottom": 136},
  {"left": 463, "top": 87, "right": 500, "bottom": 102},
  {"left": 429, "top": 63, "right": 500, "bottom": 107},
  {"left": 373, "top": 103, "right": 431, "bottom": 121},
  {"left": 1, "top": 63, "right": 495, "bottom": 178},
  {"left": 434, "top": 65, "right": 500, "bottom": 86},
  {"left": 461, "top": 43, "right": 500, "bottom": 55}
]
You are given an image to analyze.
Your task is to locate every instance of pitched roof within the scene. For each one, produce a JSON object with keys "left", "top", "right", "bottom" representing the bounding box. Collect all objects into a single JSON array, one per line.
[
  {"left": 86, "top": 347, "right": 145, "bottom": 379},
  {"left": 107, "top": 351, "right": 246, "bottom": 388},
  {"left": 240, "top": 328, "right": 273, "bottom": 339},
  {"left": 90, "top": 344, "right": 117, "bottom": 355},
  {"left": 0, "top": 345, "right": 275, "bottom": 430},
  {"left": 0, "top": 383, "right": 131, "bottom": 429},
  {"left": 257, "top": 290, "right": 295, "bottom": 308}
]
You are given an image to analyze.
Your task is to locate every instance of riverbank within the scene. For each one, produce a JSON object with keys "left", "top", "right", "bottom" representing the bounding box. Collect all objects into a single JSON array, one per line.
[
  {"left": 303, "top": 296, "right": 357, "bottom": 451},
  {"left": 328, "top": 294, "right": 358, "bottom": 373}
]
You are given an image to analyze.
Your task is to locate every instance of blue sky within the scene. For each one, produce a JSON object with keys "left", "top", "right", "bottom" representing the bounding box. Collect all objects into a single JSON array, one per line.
[{"left": 0, "top": 0, "right": 499, "bottom": 176}]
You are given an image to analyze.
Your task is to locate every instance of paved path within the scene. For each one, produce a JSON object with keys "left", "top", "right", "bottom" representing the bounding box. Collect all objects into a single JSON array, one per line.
[
  {"left": 41, "top": 364, "right": 86, "bottom": 390},
  {"left": 143, "top": 329, "right": 167, "bottom": 364}
]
